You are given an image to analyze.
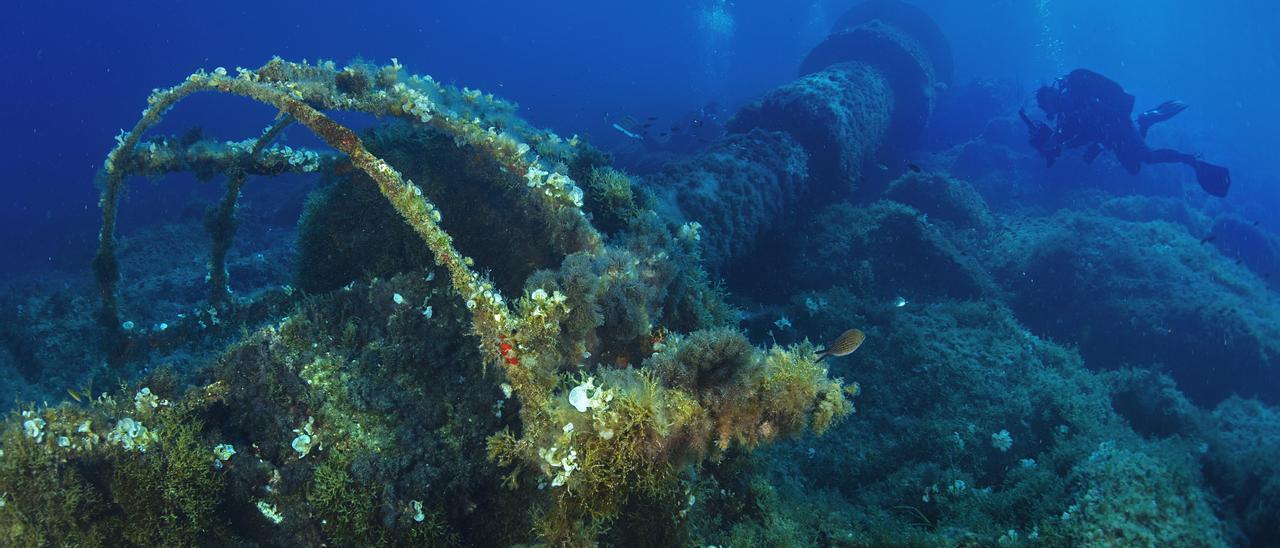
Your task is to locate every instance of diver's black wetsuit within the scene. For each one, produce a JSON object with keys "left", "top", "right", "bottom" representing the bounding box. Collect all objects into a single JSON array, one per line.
[{"left": 1019, "top": 69, "right": 1231, "bottom": 197}]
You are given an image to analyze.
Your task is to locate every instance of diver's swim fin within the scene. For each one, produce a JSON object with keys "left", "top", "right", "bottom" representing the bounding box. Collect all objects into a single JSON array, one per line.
[
  {"left": 1193, "top": 160, "right": 1231, "bottom": 197},
  {"left": 1138, "top": 100, "right": 1189, "bottom": 137}
]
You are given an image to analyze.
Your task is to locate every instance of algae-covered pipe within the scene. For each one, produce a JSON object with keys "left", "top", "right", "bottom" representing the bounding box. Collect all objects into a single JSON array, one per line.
[{"left": 647, "top": 0, "right": 951, "bottom": 273}]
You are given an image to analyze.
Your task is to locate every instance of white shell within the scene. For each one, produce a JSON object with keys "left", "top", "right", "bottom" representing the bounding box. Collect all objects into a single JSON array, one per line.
[{"left": 568, "top": 385, "right": 591, "bottom": 413}]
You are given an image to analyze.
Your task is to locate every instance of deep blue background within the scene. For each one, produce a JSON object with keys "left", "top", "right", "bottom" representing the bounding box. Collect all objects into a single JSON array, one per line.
[{"left": 1, "top": 0, "right": 1276, "bottom": 276}]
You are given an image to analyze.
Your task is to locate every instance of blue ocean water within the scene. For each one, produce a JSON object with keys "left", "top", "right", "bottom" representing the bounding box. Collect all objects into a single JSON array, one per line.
[
  {"left": 2, "top": 1, "right": 1277, "bottom": 272},
  {"left": 1, "top": 0, "right": 1278, "bottom": 544}
]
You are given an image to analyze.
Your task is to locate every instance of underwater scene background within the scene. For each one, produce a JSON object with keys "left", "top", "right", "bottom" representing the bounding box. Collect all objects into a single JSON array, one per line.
[{"left": 1, "top": 0, "right": 1278, "bottom": 545}]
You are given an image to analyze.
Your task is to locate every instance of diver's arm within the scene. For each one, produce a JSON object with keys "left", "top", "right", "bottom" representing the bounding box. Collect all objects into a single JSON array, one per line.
[
  {"left": 1019, "top": 108, "right": 1068, "bottom": 167},
  {"left": 1018, "top": 108, "right": 1036, "bottom": 130}
]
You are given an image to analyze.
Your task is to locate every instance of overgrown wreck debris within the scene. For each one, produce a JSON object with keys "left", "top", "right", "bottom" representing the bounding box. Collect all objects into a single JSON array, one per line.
[{"left": 5, "top": 55, "right": 857, "bottom": 545}]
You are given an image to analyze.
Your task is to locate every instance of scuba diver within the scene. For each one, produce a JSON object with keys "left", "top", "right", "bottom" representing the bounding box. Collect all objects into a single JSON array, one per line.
[{"left": 1019, "top": 69, "right": 1231, "bottom": 197}]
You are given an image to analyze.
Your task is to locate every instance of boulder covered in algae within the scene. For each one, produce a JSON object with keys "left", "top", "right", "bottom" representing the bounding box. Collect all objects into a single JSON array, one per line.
[{"left": 990, "top": 209, "right": 1280, "bottom": 405}]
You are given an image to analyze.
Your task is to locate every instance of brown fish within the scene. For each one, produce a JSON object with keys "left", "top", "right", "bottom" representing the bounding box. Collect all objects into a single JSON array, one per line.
[{"left": 817, "top": 328, "right": 865, "bottom": 362}]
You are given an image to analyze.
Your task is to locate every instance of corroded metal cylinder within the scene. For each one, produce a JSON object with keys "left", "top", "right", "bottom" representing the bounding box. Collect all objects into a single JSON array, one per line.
[{"left": 647, "top": 0, "right": 952, "bottom": 274}]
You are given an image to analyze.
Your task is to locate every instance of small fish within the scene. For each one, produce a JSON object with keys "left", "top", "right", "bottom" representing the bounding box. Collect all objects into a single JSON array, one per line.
[
  {"left": 671, "top": 126, "right": 681, "bottom": 132},
  {"left": 876, "top": 162, "right": 890, "bottom": 171},
  {"left": 817, "top": 328, "right": 866, "bottom": 362},
  {"left": 1253, "top": 220, "right": 1261, "bottom": 227},
  {"left": 908, "top": 163, "right": 922, "bottom": 173},
  {"left": 659, "top": 132, "right": 668, "bottom": 137},
  {"left": 894, "top": 296, "right": 909, "bottom": 308},
  {"left": 1200, "top": 233, "right": 1217, "bottom": 244}
]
